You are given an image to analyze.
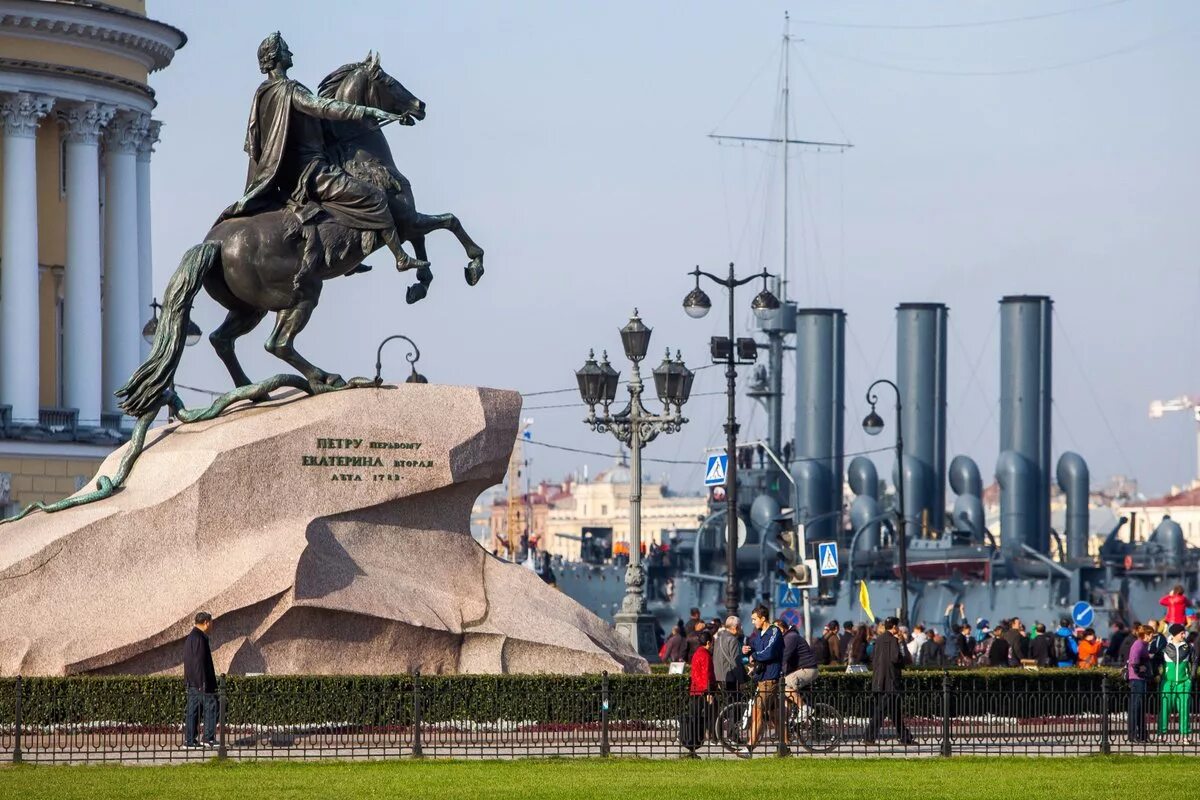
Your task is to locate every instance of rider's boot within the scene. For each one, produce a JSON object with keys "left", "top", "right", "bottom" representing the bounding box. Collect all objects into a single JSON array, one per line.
[{"left": 384, "top": 230, "right": 429, "bottom": 272}]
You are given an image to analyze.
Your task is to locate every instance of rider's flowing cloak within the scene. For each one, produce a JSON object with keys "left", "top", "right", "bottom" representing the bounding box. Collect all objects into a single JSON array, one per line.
[
  {"left": 214, "top": 77, "right": 392, "bottom": 233},
  {"left": 217, "top": 76, "right": 299, "bottom": 223}
]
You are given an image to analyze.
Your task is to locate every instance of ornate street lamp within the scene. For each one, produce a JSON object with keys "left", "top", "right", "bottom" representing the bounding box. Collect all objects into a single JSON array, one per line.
[
  {"left": 576, "top": 310, "right": 692, "bottom": 659},
  {"left": 141, "top": 297, "right": 201, "bottom": 347},
  {"left": 682, "top": 263, "right": 778, "bottom": 620},
  {"left": 862, "top": 378, "right": 909, "bottom": 626}
]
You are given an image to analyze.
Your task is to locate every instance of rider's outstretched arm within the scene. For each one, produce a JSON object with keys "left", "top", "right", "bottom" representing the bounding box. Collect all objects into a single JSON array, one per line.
[{"left": 291, "top": 88, "right": 382, "bottom": 124}]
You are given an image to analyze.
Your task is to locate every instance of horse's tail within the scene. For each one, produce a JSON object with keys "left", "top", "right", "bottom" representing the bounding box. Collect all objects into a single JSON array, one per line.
[{"left": 116, "top": 241, "right": 220, "bottom": 417}]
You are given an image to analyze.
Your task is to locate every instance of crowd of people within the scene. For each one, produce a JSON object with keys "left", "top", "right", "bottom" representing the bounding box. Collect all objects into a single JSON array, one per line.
[{"left": 666, "top": 585, "right": 1200, "bottom": 753}]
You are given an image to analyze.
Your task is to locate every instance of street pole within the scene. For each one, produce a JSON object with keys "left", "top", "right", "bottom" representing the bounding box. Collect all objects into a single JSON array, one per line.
[
  {"left": 724, "top": 263, "right": 740, "bottom": 620},
  {"left": 864, "top": 379, "right": 909, "bottom": 626},
  {"left": 577, "top": 312, "right": 694, "bottom": 660},
  {"left": 894, "top": 398, "right": 909, "bottom": 627},
  {"left": 684, "top": 263, "right": 780, "bottom": 623}
]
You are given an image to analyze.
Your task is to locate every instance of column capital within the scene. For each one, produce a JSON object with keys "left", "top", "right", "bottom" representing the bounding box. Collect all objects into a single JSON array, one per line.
[
  {"left": 58, "top": 101, "right": 116, "bottom": 146},
  {"left": 1, "top": 92, "right": 55, "bottom": 138},
  {"left": 104, "top": 110, "right": 150, "bottom": 155},
  {"left": 136, "top": 119, "right": 162, "bottom": 162}
]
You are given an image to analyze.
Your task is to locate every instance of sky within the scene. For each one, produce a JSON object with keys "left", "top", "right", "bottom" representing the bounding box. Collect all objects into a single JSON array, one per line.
[{"left": 146, "top": 1, "right": 1200, "bottom": 500}]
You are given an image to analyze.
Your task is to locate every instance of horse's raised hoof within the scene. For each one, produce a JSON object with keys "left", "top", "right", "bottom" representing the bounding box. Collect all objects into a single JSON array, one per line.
[
  {"left": 406, "top": 283, "right": 428, "bottom": 305},
  {"left": 465, "top": 256, "right": 485, "bottom": 286}
]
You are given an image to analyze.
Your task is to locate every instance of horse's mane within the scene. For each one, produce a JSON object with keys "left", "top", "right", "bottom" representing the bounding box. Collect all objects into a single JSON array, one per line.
[{"left": 317, "top": 61, "right": 364, "bottom": 100}]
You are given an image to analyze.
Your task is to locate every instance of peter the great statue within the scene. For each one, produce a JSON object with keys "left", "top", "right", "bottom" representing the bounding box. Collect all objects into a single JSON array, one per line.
[{"left": 2, "top": 33, "right": 486, "bottom": 522}]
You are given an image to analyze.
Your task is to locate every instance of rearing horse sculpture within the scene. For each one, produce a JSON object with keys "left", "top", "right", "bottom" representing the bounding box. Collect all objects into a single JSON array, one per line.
[
  {"left": 1, "top": 54, "right": 484, "bottom": 525},
  {"left": 117, "top": 53, "right": 484, "bottom": 418}
]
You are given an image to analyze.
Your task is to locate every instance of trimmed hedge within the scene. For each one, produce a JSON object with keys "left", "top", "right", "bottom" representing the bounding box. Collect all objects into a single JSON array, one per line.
[{"left": 0, "top": 669, "right": 1126, "bottom": 728}]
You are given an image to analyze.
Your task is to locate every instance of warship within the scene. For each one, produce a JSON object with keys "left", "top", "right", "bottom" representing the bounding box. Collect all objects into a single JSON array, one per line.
[
  {"left": 547, "top": 294, "right": 1198, "bottom": 640},
  {"left": 541, "top": 20, "right": 1196, "bottom": 641}
]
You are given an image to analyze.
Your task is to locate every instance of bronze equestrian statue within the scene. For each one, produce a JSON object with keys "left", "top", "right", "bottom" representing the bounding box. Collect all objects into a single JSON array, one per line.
[
  {"left": 118, "top": 32, "right": 485, "bottom": 417},
  {"left": 2, "top": 33, "right": 486, "bottom": 524}
]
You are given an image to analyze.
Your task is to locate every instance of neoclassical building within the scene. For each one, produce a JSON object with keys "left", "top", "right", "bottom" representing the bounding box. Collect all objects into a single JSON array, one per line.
[{"left": 0, "top": 0, "right": 184, "bottom": 513}]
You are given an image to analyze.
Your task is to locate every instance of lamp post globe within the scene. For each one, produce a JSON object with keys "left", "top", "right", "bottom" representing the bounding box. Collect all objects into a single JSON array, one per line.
[
  {"left": 750, "top": 288, "right": 780, "bottom": 321},
  {"left": 862, "top": 409, "right": 885, "bottom": 437},
  {"left": 682, "top": 287, "right": 712, "bottom": 319}
]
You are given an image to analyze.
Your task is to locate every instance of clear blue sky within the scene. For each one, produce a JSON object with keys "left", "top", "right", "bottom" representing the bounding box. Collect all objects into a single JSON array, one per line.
[{"left": 146, "top": 1, "right": 1200, "bottom": 498}]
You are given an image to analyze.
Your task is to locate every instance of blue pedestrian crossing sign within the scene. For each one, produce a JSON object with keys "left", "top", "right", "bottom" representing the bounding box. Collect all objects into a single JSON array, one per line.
[
  {"left": 704, "top": 453, "right": 728, "bottom": 487},
  {"left": 777, "top": 583, "right": 803, "bottom": 608},
  {"left": 1072, "top": 601, "right": 1094, "bottom": 628},
  {"left": 818, "top": 542, "right": 839, "bottom": 577}
]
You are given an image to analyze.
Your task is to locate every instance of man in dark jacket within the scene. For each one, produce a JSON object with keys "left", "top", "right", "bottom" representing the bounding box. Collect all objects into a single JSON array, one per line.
[
  {"left": 183, "top": 611, "right": 218, "bottom": 748},
  {"left": 1029, "top": 623, "right": 1054, "bottom": 666},
  {"left": 777, "top": 618, "right": 819, "bottom": 711},
  {"left": 1003, "top": 617, "right": 1026, "bottom": 664},
  {"left": 864, "top": 616, "right": 913, "bottom": 745},
  {"left": 919, "top": 633, "right": 947, "bottom": 667},
  {"left": 662, "top": 625, "right": 688, "bottom": 663}
]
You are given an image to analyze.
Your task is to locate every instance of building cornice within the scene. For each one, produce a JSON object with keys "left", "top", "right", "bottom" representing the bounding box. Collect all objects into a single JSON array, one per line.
[
  {"left": 0, "top": 0, "right": 186, "bottom": 73},
  {"left": 0, "top": 56, "right": 153, "bottom": 105}
]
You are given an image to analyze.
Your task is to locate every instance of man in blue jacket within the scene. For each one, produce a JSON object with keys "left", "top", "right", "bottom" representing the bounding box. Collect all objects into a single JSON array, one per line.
[{"left": 738, "top": 605, "right": 782, "bottom": 757}]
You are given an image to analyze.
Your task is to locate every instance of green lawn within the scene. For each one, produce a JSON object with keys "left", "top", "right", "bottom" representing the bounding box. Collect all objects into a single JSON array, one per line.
[{"left": 1, "top": 756, "right": 1194, "bottom": 800}]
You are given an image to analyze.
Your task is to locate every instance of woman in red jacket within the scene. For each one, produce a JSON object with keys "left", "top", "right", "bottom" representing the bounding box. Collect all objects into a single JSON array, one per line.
[
  {"left": 1160, "top": 585, "right": 1189, "bottom": 627},
  {"left": 682, "top": 631, "right": 716, "bottom": 755}
]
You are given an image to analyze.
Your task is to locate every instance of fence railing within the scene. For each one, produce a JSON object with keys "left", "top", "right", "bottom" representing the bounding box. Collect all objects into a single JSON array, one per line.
[{"left": 1, "top": 673, "right": 1196, "bottom": 764}]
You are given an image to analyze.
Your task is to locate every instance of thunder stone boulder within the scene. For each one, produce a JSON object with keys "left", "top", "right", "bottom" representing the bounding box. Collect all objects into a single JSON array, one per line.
[{"left": 0, "top": 386, "right": 647, "bottom": 676}]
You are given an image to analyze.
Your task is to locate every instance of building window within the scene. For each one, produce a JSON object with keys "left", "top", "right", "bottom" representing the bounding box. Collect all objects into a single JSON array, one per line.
[{"left": 601, "top": 504, "right": 607, "bottom": 516}]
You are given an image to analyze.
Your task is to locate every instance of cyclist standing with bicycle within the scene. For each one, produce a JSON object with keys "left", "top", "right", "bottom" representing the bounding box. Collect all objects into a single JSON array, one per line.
[
  {"left": 776, "top": 618, "right": 819, "bottom": 715},
  {"left": 738, "top": 606, "right": 782, "bottom": 758}
]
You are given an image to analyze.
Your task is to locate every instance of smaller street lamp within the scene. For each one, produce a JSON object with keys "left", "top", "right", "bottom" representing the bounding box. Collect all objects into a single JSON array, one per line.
[
  {"left": 576, "top": 310, "right": 693, "bottom": 659},
  {"left": 862, "top": 378, "right": 909, "bottom": 626},
  {"left": 141, "top": 298, "right": 202, "bottom": 348}
]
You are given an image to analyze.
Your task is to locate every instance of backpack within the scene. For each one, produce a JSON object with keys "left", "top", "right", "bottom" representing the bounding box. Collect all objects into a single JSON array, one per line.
[{"left": 1052, "top": 633, "right": 1074, "bottom": 665}]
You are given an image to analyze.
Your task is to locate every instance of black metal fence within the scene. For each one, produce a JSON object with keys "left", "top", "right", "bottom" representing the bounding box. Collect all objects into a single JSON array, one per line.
[{"left": 1, "top": 674, "right": 1196, "bottom": 764}]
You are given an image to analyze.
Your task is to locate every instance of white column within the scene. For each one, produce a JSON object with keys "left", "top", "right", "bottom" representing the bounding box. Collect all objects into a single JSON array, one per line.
[
  {"left": 135, "top": 119, "right": 160, "bottom": 359},
  {"left": 60, "top": 101, "right": 114, "bottom": 427},
  {"left": 0, "top": 93, "right": 54, "bottom": 427},
  {"left": 102, "top": 110, "right": 147, "bottom": 417}
]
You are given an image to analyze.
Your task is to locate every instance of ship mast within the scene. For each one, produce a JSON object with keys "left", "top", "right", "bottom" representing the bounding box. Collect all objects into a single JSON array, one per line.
[{"left": 708, "top": 13, "right": 852, "bottom": 453}]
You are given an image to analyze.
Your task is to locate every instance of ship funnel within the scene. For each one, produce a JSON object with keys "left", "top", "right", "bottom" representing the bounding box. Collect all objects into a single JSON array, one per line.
[
  {"left": 896, "top": 303, "right": 948, "bottom": 535},
  {"left": 1056, "top": 452, "right": 1090, "bottom": 561},
  {"left": 847, "top": 456, "right": 880, "bottom": 552},
  {"left": 996, "top": 295, "right": 1053, "bottom": 555},
  {"left": 793, "top": 309, "right": 845, "bottom": 543},
  {"left": 949, "top": 455, "right": 985, "bottom": 544}
]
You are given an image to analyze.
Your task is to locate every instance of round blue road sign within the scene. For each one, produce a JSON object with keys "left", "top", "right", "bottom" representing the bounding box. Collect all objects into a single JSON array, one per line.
[{"left": 1071, "top": 601, "right": 1094, "bottom": 628}]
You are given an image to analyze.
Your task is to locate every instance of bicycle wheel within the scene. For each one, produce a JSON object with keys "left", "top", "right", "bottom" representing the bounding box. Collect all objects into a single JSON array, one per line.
[
  {"left": 715, "top": 700, "right": 752, "bottom": 753},
  {"left": 797, "top": 702, "right": 843, "bottom": 754}
]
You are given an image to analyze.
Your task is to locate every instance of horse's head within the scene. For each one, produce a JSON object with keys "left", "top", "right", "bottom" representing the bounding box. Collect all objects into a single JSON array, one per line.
[{"left": 318, "top": 51, "right": 425, "bottom": 123}]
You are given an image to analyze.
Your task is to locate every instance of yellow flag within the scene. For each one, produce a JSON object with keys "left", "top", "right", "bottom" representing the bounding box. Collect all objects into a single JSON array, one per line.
[{"left": 858, "top": 580, "right": 875, "bottom": 623}]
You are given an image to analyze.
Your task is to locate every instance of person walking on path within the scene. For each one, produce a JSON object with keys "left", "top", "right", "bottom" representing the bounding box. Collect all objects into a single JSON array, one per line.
[
  {"left": 183, "top": 611, "right": 218, "bottom": 749},
  {"left": 1160, "top": 585, "right": 1189, "bottom": 627},
  {"left": 864, "top": 616, "right": 914, "bottom": 746},
  {"left": 1158, "top": 623, "right": 1194, "bottom": 741},
  {"left": 1127, "top": 624, "right": 1153, "bottom": 743}
]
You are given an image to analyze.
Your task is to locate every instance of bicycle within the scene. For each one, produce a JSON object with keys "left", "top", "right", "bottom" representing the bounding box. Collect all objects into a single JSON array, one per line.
[{"left": 715, "top": 679, "right": 843, "bottom": 754}]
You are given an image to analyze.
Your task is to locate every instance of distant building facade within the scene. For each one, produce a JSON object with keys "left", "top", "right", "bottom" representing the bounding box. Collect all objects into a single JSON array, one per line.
[{"left": 0, "top": 1, "right": 185, "bottom": 513}]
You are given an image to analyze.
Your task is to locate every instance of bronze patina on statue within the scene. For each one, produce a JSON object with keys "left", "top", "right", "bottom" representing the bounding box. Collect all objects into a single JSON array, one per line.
[{"left": 0, "top": 33, "right": 485, "bottom": 524}]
